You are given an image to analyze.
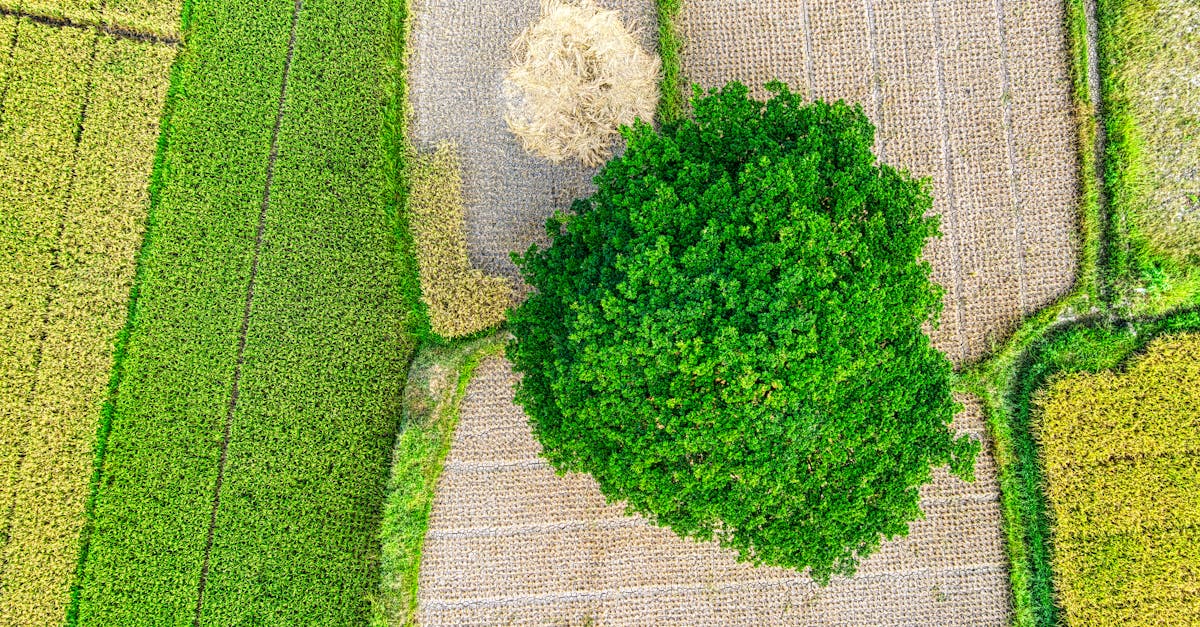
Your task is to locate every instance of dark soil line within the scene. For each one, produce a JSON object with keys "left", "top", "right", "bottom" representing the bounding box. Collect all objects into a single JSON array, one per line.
[
  {"left": 0, "top": 6, "right": 179, "bottom": 45},
  {"left": 1084, "top": 0, "right": 1114, "bottom": 304},
  {"left": 0, "top": 28, "right": 99, "bottom": 577},
  {"left": 0, "top": 11, "right": 21, "bottom": 128},
  {"left": 191, "top": 0, "right": 301, "bottom": 622},
  {"left": 929, "top": 0, "right": 968, "bottom": 364},
  {"left": 992, "top": 0, "right": 1029, "bottom": 314}
]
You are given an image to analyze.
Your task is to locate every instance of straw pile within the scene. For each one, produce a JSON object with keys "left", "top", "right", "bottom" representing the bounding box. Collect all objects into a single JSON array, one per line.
[{"left": 504, "top": 0, "right": 660, "bottom": 166}]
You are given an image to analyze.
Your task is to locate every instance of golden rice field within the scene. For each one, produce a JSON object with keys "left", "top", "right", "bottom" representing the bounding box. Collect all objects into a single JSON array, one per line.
[
  {"left": 1036, "top": 333, "right": 1200, "bottom": 626},
  {"left": 0, "top": 15, "right": 174, "bottom": 625}
]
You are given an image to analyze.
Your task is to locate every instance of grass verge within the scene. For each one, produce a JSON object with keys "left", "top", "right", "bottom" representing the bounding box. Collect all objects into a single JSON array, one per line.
[
  {"left": 653, "top": 0, "right": 683, "bottom": 125},
  {"left": 372, "top": 335, "right": 506, "bottom": 627},
  {"left": 1095, "top": 0, "right": 1200, "bottom": 310},
  {"left": 71, "top": 0, "right": 419, "bottom": 621}
]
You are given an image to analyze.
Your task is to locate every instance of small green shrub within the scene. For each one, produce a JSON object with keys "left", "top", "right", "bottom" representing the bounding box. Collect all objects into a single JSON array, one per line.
[
  {"left": 507, "top": 83, "right": 978, "bottom": 583},
  {"left": 410, "top": 145, "right": 512, "bottom": 339}
]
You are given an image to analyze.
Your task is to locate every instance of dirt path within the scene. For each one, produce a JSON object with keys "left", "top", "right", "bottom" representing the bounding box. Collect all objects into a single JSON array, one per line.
[
  {"left": 417, "top": 357, "right": 1009, "bottom": 625},
  {"left": 408, "top": 0, "right": 656, "bottom": 284},
  {"left": 678, "top": 0, "right": 1079, "bottom": 364}
]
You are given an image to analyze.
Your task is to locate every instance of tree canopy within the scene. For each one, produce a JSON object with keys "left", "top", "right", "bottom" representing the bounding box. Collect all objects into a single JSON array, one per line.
[{"left": 506, "top": 82, "right": 978, "bottom": 583}]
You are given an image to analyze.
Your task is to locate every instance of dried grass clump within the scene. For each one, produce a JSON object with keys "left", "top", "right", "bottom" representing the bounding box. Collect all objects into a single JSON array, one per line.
[
  {"left": 504, "top": 0, "right": 660, "bottom": 167},
  {"left": 409, "top": 145, "right": 512, "bottom": 339}
]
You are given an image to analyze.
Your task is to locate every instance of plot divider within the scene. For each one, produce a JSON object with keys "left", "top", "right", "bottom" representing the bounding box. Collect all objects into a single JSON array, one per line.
[{"left": 191, "top": 0, "right": 303, "bottom": 622}]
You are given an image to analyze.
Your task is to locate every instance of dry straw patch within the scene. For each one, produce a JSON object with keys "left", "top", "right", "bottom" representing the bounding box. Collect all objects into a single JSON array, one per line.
[
  {"left": 504, "top": 0, "right": 660, "bottom": 167},
  {"left": 410, "top": 145, "right": 512, "bottom": 338}
]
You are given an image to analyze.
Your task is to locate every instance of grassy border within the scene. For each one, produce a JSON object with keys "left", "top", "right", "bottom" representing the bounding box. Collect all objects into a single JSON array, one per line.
[
  {"left": 382, "top": 0, "right": 434, "bottom": 346},
  {"left": 653, "top": 0, "right": 683, "bottom": 125},
  {"left": 371, "top": 336, "right": 506, "bottom": 627},
  {"left": 63, "top": 3, "right": 191, "bottom": 622}
]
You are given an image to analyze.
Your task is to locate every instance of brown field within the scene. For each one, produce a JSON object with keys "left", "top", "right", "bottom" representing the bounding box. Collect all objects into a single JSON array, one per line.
[
  {"left": 0, "top": 19, "right": 173, "bottom": 625},
  {"left": 679, "top": 0, "right": 1079, "bottom": 365},
  {"left": 416, "top": 357, "right": 1009, "bottom": 626}
]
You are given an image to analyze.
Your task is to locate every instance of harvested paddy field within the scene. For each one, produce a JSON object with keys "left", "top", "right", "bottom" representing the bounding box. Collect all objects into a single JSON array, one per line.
[
  {"left": 408, "top": 0, "right": 656, "bottom": 283},
  {"left": 416, "top": 357, "right": 1009, "bottom": 625},
  {"left": 400, "top": 0, "right": 1089, "bottom": 623},
  {"left": 677, "top": 0, "right": 1080, "bottom": 364},
  {"left": 0, "top": 15, "right": 174, "bottom": 625}
]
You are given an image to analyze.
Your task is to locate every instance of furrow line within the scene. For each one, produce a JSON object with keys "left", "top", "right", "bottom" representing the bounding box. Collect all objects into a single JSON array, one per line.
[
  {"left": 992, "top": 0, "right": 1028, "bottom": 314},
  {"left": 0, "top": 14, "right": 19, "bottom": 128},
  {"left": 0, "top": 28, "right": 99, "bottom": 575},
  {"left": 929, "top": 0, "right": 968, "bottom": 364},
  {"left": 798, "top": 0, "right": 816, "bottom": 98},
  {"left": 862, "top": 0, "right": 885, "bottom": 161},
  {"left": 191, "top": 0, "right": 302, "bottom": 622},
  {"left": 0, "top": 7, "right": 179, "bottom": 45}
]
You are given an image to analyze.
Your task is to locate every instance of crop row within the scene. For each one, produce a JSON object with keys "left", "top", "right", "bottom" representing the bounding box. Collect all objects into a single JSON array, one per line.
[
  {"left": 73, "top": 0, "right": 415, "bottom": 622},
  {"left": 1035, "top": 333, "right": 1200, "bottom": 625},
  {"left": 3, "top": 0, "right": 182, "bottom": 39},
  {"left": 0, "top": 19, "right": 172, "bottom": 626}
]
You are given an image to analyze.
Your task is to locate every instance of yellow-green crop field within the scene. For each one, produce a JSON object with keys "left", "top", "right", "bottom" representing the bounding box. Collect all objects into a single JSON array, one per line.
[
  {"left": 409, "top": 145, "right": 510, "bottom": 339},
  {"left": 1036, "top": 333, "right": 1200, "bottom": 626},
  {"left": 0, "top": 16, "right": 173, "bottom": 625}
]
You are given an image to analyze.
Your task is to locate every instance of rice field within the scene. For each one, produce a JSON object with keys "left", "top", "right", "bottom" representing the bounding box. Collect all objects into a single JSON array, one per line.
[
  {"left": 416, "top": 358, "right": 1009, "bottom": 626},
  {"left": 70, "top": 0, "right": 416, "bottom": 621},
  {"left": 0, "top": 15, "right": 174, "bottom": 625},
  {"left": 1035, "top": 333, "right": 1200, "bottom": 625}
]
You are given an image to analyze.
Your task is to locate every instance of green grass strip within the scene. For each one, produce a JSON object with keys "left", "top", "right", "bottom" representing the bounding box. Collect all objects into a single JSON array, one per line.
[
  {"left": 653, "top": 0, "right": 683, "bottom": 125},
  {"left": 372, "top": 336, "right": 506, "bottom": 627},
  {"left": 72, "top": 0, "right": 417, "bottom": 622}
]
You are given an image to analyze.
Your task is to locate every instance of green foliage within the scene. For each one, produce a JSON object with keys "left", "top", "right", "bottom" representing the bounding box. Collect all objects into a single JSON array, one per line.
[
  {"left": 1036, "top": 333, "right": 1200, "bottom": 626},
  {"left": 508, "top": 83, "right": 977, "bottom": 583},
  {"left": 372, "top": 336, "right": 505, "bottom": 627},
  {"left": 72, "top": 0, "right": 417, "bottom": 622}
]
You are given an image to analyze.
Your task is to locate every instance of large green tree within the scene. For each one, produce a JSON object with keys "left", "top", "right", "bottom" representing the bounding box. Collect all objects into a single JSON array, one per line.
[{"left": 507, "top": 83, "right": 978, "bottom": 583}]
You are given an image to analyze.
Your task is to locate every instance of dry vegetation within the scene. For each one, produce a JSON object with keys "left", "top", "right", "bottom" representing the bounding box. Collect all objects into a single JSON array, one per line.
[
  {"left": 409, "top": 145, "right": 512, "bottom": 339},
  {"left": 504, "top": 0, "right": 659, "bottom": 167},
  {"left": 1035, "top": 333, "right": 1200, "bottom": 625},
  {"left": 0, "top": 21, "right": 173, "bottom": 626}
]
